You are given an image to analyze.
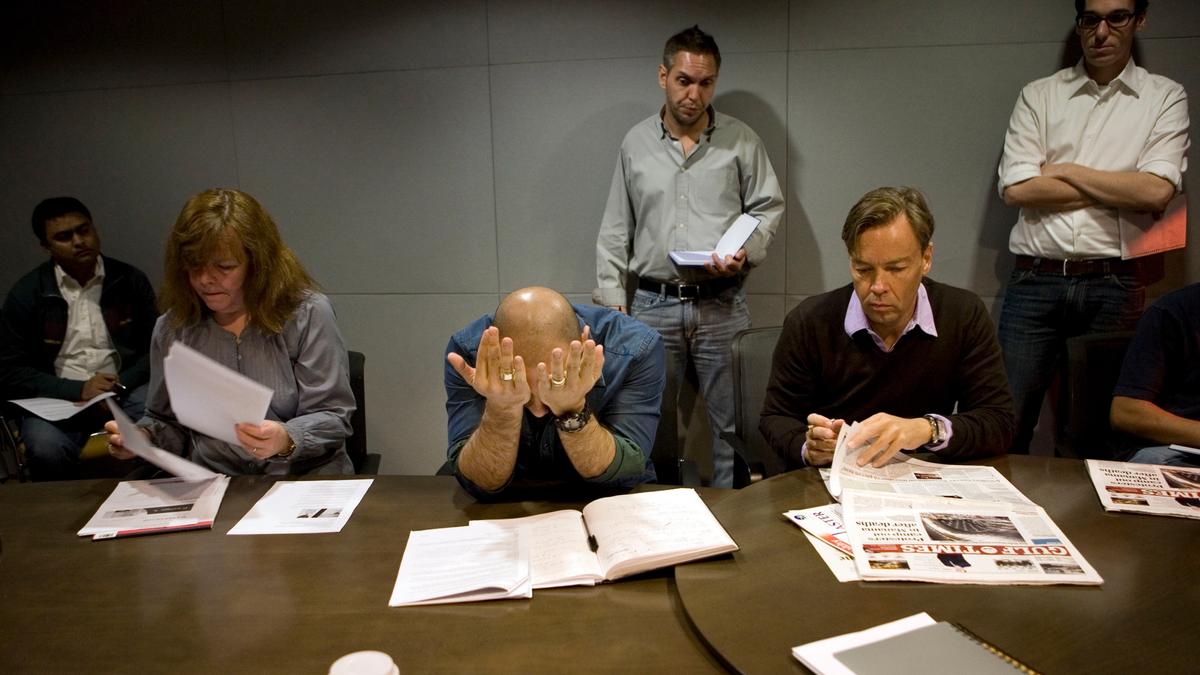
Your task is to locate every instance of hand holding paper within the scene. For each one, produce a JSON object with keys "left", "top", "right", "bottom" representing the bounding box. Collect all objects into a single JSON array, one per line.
[
  {"left": 105, "top": 399, "right": 218, "bottom": 480},
  {"left": 163, "top": 341, "right": 273, "bottom": 446},
  {"left": 669, "top": 214, "right": 760, "bottom": 266}
]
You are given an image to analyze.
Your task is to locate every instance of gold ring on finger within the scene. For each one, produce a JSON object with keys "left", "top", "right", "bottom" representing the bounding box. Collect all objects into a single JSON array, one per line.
[
  {"left": 549, "top": 375, "right": 566, "bottom": 388},
  {"left": 499, "top": 370, "right": 515, "bottom": 381}
]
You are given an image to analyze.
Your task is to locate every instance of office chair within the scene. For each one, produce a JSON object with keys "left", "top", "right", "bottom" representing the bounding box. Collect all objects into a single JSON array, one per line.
[
  {"left": 0, "top": 408, "right": 28, "bottom": 482},
  {"left": 1057, "top": 331, "right": 1136, "bottom": 460},
  {"left": 347, "top": 350, "right": 381, "bottom": 474},
  {"left": 721, "top": 326, "right": 785, "bottom": 488}
]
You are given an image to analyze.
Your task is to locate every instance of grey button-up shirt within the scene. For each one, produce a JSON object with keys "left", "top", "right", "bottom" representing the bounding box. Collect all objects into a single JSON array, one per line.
[
  {"left": 139, "top": 291, "right": 355, "bottom": 476},
  {"left": 594, "top": 107, "right": 784, "bottom": 307}
]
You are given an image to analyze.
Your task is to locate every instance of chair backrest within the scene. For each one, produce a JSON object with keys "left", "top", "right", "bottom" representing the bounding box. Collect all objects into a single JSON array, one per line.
[
  {"left": 1059, "top": 331, "right": 1136, "bottom": 459},
  {"left": 346, "top": 350, "right": 368, "bottom": 473},
  {"left": 731, "top": 326, "right": 785, "bottom": 478}
]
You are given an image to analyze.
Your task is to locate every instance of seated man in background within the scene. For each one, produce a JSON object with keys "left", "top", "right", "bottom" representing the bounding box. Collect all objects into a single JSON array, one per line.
[
  {"left": 759, "top": 187, "right": 1014, "bottom": 469},
  {"left": 1110, "top": 282, "right": 1200, "bottom": 466},
  {"left": 0, "top": 197, "right": 157, "bottom": 480},
  {"left": 445, "top": 286, "right": 665, "bottom": 498}
]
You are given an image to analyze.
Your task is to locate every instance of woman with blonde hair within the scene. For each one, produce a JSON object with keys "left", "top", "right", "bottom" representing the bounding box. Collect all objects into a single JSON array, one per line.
[{"left": 106, "top": 188, "right": 355, "bottom": 475}]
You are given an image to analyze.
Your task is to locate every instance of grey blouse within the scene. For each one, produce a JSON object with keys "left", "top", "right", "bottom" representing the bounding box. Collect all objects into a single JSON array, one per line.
[{"left": 139, "top": 291, "right": 355, "bottom": 475}]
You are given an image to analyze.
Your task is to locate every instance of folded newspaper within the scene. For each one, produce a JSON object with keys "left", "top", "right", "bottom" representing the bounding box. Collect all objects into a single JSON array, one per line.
[
  {"left": 841, "top": 489, "right": 1102, "bottom": 585},
  {"left": 791, "top": 421, "right": 1103, "bottom": 586},
  {"left": 1086, "top": 459, "right": 1200, "bottom": 520}
]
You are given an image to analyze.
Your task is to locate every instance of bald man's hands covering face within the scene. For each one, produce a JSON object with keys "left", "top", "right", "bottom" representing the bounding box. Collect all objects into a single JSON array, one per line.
[
  {"left": 447, "top": 326, "right": 530, "bottom": 414},
  {"left": 535, "top": 325, "right": 604, "bottom": 416}
]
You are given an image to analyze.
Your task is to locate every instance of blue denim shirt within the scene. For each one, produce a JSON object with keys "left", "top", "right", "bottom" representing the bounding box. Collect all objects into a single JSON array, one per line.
[{"left": 444, "top": 304, "right": 664, "bottom": 498}]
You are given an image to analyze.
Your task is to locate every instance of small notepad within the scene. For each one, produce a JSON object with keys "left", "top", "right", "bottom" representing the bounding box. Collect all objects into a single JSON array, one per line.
[
  {"left": 669, "top": 214, "right": 760, "bottom": 266},
  {"left": 833, "top": 621, "right": 1033, "bottom": 674}
]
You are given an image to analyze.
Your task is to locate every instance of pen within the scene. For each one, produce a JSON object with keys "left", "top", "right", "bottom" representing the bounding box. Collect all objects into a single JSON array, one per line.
[{"left": 581, "top": 515, "right": 599, "bottom": 552}]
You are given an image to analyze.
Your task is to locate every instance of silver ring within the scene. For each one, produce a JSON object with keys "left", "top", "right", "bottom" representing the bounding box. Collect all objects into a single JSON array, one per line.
[
  {"left": 549, "top": 375, "right": 566, "bottom": 388},
  {"left": 499, "top": 370, "right": 515, "bottom": 381}
]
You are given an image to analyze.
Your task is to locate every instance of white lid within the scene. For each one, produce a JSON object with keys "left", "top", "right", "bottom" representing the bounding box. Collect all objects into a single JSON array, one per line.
[{"left": 329, "top": 650, "right": 399, "bottom": 675}]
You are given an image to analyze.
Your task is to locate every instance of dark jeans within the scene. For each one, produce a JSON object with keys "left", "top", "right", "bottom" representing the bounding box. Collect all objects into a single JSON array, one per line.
[
  {"left": 998, "top": 269, "right": 1144, "bottom": 454},
  {"left": 22, "top": 384, "right": 148, "bottom": 481}
]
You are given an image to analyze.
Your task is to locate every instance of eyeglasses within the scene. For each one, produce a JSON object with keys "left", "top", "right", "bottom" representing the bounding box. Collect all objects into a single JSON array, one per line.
[{"left": 1075, "top": 10, "right": 1137, "bottom": 31}]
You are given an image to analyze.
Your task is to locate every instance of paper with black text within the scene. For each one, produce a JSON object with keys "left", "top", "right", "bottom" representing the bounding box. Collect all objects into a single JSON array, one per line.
[
  {"left": 78, "top": 475, "right": 230, "bottom": 540},
  {"left": 227, "top": 479, "right": 373, "bottom": 535},
  {"left": 1086, "top": 459, "right": 1200, "bottom": 520},
  {"left": 9, "top": 391, "right": 116, "bottom": 421},
  {"left": 828, "top": 421, "right": 1032, "bottom": 505},
  {"left": 106, "top": 399, "right": 219, "bottom": 480},
  {"left": 668, "top": 213, "right": 760, "bottom": 266},
  {"left": 389, "top": 526, "right": 532, "bottom": 606},
  {"left": 469, "top": 512, "right": 604, "bottom": 588},
  {"left": 163, "top": 340, "right": 273, "bottom": 446}
]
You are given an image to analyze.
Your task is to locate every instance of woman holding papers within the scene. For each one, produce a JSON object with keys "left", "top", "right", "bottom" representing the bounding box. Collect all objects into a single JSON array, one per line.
[{"left": 106, "top": 188, "right": 355, "bottom": 475}]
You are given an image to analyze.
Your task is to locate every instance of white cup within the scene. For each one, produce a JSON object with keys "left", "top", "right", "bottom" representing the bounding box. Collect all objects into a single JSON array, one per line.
[{"left": 329, "top": 650, "right": 399, "bottom": 675}]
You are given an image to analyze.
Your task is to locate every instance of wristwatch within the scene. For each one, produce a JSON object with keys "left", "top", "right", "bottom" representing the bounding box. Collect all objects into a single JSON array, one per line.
[
  {"left": 276, "top": 437, "right": 297, "bottom": 459},
  {"left": 554, "top": 404, "right": 592, "bottom": 433},
  {"left": 923, "top": 415, "right": 943, "bottom": 446}
]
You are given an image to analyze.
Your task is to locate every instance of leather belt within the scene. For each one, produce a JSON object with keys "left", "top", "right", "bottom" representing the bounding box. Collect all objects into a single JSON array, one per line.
[
  {"left": 637, "top": 276, "right": 740, "bottom": 300},
  {"left": 1014, "top": 255, "right": 1142, "bottom": 278}
]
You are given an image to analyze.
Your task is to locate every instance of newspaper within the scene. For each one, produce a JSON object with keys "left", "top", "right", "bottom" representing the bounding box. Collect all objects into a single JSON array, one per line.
[
  {"left": 1086, "top": 459, "right": 1200, "bottom": 520},
  {"left": 841, "top": 489, "right": 1103, "bottom": 585},
  {"left": 785, "top": 504, "right": 859, "bottom": 582},
  {"left": 827, "top": 422, "right": 1033, "bottom": 505}
]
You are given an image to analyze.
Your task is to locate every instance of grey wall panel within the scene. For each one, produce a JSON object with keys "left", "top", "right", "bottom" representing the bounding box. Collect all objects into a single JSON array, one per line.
[
  {"left": 787, "top": 43, "right": 1062, "bottom": 297},
  {"left": 230, "top": 68, "right": 497, "bottom": 295},
  {"left": 488, "top": 0, "right": 788, "bottom": 65},
  {"left": 0, "top": 84, "right": 240, "bottom": 292},
  {"left": 1, "top": 1, "right": 226, "bottom": 94},
  {"left": 492, "top": 58, "right": 657, "bottom": 294},
  {"left": 793, "top": 1, "right": 1078, "bottom": 51},
  {"left": 225, "top": 0, "right": 488, "bottom": 80},
  {"left": 331, "top": 293, "right": 499, "bottom": 475},
  {"left": 715, "top": 51, "right": 790, "bottom": 294},
  {"left": 746, "top": 293, "right": 786, "bottom": 328}
]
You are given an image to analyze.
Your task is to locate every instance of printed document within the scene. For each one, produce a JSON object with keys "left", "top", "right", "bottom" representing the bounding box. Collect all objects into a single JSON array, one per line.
[
  {"left": 669, "top": 214, "right": 760, "bottom": 266},
  {"left": 107, "top": 399, "right": 219, "bottom": 480},
  {"left": 1086, "top": 459, "right": 1200, "bottom": 520},
  {"left": 8, "top": 391, "right": 115, "bottom": 421},
  {"left": 828, "top": 422, "right": 1032, "bottom": 505},
  {"left": 785, "top": 505, "right": 858, "bottom": 582},
  {"left": 389, "top": 526, "right": 532, "bottom": 606},
  {"left": 78, "top": 475, "right": 230, "bottom": 540},
  {"left": 163, "top": 341, "right": 273, "bottom": 446},
  {"left": 227, "top": 479, "right": 373, "bottom": 535}
]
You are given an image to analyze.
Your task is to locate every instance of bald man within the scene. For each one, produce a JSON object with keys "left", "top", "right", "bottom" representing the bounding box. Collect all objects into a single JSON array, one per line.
[{"left": 445, "top": 287, "right": 666, "bottom": 498}]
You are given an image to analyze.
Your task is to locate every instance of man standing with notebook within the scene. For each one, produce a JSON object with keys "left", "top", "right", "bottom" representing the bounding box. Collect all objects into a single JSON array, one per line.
[
  {"left": 995, "top": 0, "right": 1189, "bottom": 454},
  {"left": 594, "top": 25, "right": 783, "bottom": 487}
]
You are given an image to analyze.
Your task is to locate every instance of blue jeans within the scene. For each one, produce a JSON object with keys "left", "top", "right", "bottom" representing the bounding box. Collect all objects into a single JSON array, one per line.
[
  {"left": 22, "top": 384, "right": 148, "bottom": 481},
  {"left": 632, "top": 285, "right": 750, "bottom": 487},
  {"left": 1128, "top": 445, "right": 1200, "bottom": 467},
  {"left": 998, "top": 269, "right": 1144, "bottom": 454}
]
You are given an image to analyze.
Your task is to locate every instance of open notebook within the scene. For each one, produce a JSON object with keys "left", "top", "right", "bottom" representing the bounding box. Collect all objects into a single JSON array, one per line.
[
  {"left": 389, "top": 488, "right": 738, "bottom": 605},
  {"left": 669, "top": 213, "right": 760, "bottom": 266}
]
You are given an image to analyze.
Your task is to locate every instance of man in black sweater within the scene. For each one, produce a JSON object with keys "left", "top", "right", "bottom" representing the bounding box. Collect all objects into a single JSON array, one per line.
[{"left": 760, "top": 187, "right": 1014, "bottom": 470}]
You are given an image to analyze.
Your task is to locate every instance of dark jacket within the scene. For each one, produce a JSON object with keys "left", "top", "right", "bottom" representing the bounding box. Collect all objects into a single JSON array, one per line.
[{"left": 0, "top": 257, "right": 157, "bottom": 400}]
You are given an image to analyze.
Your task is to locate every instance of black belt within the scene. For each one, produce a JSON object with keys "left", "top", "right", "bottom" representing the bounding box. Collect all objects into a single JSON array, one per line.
[
  {"left": 1014, "top": 255, "right": 1142, "bottom": 278},
  {"left": 637, "top": 276, "right": 740, "bottom": 300}
]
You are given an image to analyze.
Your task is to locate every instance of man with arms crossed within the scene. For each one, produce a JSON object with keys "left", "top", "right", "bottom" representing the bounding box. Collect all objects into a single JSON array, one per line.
[
  {"left": 0, "top": 197, "right": 156, "bottom": 480},
  {"left": 996, "top": 0, "right": 1189, "bottom": 453},
  {"left": 445, "top": 287, "right": 665, "bottom": 499},
  {"left": 760, "top": 187, "right": 1014, "bottom": 469},
  {"left": 595, "top": 25, "right": 783, "bottom": 487}
]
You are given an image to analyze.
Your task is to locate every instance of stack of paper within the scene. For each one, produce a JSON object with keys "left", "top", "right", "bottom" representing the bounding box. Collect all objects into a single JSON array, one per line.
[
  {"left": 1086, "top": 459, "right": 1200, "bottom": 520},
  {"left": 78, "top": 476, "right": 230, "bottom": 540},
  {"left": 163, "top": 341, "right": 273, "bottom": 446}
]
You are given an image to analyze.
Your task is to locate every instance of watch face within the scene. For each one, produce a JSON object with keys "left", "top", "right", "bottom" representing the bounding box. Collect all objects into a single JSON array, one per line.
[{"left": 556, "top": 407, "right": 591, "bottom": 432}]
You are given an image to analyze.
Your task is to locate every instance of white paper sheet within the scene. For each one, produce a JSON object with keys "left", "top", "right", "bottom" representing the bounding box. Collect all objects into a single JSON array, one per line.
[
  {"left": 389, "top": 526, "right": 532, "bottom": 606},
  {"left": 792, "top": 613, "right": 937, "bottom": 675},
  {"left": 163, "top": 341, "right": 273, "bottom": 446},
  {"left": 226, "top": 479, "right": 373, "bottom": 535},
  {"left": 78, "top": 475, "right": 230, "bottom": 539},
  {"left": 668, "top": 214, "right": 760, "bottom": 265},
  {"left": 107, "top": 399, "right": 219, "bottom": 480},
  {"left": 9, "top": 392, "right": 115, "bottom": 421}
]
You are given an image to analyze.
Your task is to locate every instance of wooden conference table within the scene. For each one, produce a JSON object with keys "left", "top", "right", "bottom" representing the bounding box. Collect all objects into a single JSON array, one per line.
[
  {"left": 675, "top": 454, "right": 1200, "bottom": 674},
  {"left": 0, "top": 476, "right": 727, "bottom": 674}
]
